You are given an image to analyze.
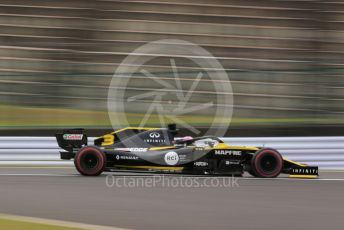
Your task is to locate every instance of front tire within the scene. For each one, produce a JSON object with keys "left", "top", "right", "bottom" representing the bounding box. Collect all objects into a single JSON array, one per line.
[
  {"left": 74, "top": 146, "right": 106, "bottom": 176},
  {"left": 250, "top": 148, "right": 283, "bottom": 178}
]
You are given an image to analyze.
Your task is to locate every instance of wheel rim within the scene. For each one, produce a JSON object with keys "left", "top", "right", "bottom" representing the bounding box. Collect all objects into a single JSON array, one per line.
[
  {"left": 259, "top": 155, "right": 278, "bottom": 173},
  {"left": 80, "top": 153, "right": 99, "bottom": 169}
]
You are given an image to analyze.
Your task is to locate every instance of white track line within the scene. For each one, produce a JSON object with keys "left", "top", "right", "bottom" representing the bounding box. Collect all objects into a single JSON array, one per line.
[
  {"left": 239, "top": 177, "right": 344, "bottom": 182},
  {"left": 0, "top": 174, "right": 78, "bottom": 176},
  {"left": 0, "top": 173, "right": 344, "bottom": 181}
]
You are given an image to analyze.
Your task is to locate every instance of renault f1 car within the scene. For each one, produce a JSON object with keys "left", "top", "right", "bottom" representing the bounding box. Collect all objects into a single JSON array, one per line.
[{"left": 56, "top": 124, "right": 318, "bottom": 178}]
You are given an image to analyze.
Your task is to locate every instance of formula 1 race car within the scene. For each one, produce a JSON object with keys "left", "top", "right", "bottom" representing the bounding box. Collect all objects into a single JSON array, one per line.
[{"left": 56, "top": 124, "right": 318, "bottom": 178}]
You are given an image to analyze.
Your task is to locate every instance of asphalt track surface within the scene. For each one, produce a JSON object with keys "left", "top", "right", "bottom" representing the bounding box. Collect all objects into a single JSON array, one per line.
[{"left": 0, "top": 167, "right": 344, "bottom": 230}]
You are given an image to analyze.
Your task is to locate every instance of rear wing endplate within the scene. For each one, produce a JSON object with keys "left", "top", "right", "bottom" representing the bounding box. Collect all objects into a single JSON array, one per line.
[{"left": 55, "top": 129, "right": 87, "bottom": 152}]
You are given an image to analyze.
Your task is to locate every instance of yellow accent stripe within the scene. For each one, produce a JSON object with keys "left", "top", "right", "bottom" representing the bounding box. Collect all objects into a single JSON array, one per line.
[
  {"left": 213, "top": 145, "right": 259, "bottom": 151},
  {"left": 115, "top": 165, "right": 184, "bottom": 170},
  {"left": 149, "top": 146, "right": 176, "bottom": 151},
  {"left": 283, "top": 158, "right": 307, "bottom": 167},
  {"left": 212, "top": 143, "right": 230, "bottom": 148},
  {"left": 97, "top": 127, "right": 157, "bottom": 137},
  {"left": 112, "top": 127, "right": 158, "bottom": 134},
  {"left": 98, "top": 127, "right": 158, "bottom": 146},
  {"left": 289, "top": 175, "right": 318, "bottom": 179},
  {"left": 224, "top": 145, "right": 259, "bottom": 150}
]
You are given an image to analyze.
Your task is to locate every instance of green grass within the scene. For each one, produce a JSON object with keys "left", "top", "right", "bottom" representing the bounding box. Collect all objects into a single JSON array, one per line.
[
  {"left": 0, "top": 217, "right": 85, "bottom": 230},
  {"left": 0, "top": 104, "right": 340, "bottom": 129}
]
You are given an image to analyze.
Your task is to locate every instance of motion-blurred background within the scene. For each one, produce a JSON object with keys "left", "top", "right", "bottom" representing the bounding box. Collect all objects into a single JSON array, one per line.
[{"left": 1, "top": 0, "right": 344, "bottom": 136}]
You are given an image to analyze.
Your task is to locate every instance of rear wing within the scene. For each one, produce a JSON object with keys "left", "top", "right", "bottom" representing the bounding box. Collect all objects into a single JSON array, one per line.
[{"left": 55, "top": 129, "right": 87, "bottom": 152}]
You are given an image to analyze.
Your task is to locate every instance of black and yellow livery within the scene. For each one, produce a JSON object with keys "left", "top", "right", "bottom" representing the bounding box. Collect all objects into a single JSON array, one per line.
[{"left": 56, "top": 124, "right": 318, "bottom": 178}]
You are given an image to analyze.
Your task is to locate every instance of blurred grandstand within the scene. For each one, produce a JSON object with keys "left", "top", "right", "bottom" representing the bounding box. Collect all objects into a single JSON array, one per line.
[{"left": 0, "top": 0, "right": 344, "bottom": 135}]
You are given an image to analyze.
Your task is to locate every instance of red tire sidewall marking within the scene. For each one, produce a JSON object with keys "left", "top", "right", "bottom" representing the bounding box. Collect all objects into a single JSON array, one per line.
[
  {"left": 75, "top": 147, "right": 105, "bottom": 175},
  {"left": 252, "top": 149, "right": 283, "bottom": 177}
]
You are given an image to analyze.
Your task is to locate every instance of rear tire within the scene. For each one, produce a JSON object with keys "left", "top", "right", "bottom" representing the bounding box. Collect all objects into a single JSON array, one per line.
[
  {"left": 251, "top": 148, "right": 283, "bottom": 178},
  {"left": 74, "top": 146, "right": 106, "bottom": 176}
]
